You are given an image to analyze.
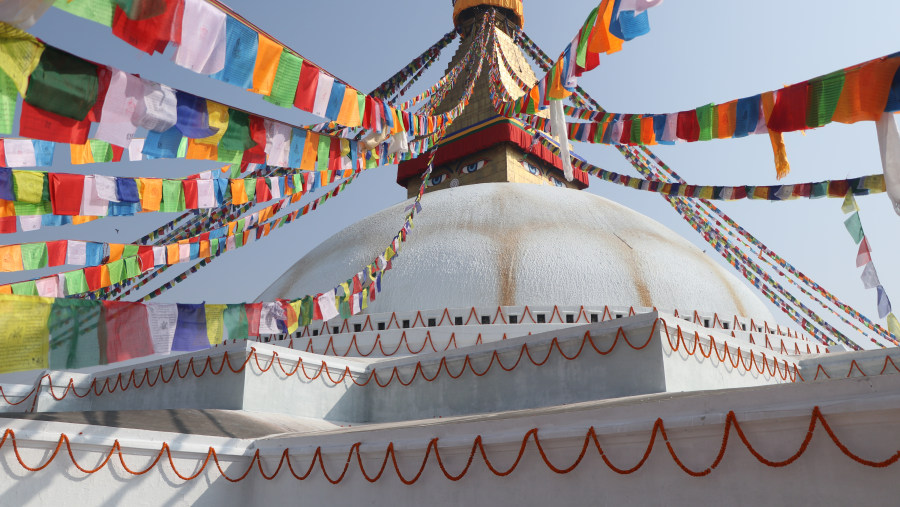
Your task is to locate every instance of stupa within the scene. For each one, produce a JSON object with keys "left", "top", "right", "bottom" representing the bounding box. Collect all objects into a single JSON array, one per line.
[{"left": 0, "top": 1, "right": 898, "bottom": 505}]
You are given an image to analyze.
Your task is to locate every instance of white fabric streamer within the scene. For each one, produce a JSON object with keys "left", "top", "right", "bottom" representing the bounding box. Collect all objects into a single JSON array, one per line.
[
  {"left": 550, "top": 99, "right": 574, "bottom": 181},
  {"left": 876, "top": 112, "right": 900, "bottom": 215}
]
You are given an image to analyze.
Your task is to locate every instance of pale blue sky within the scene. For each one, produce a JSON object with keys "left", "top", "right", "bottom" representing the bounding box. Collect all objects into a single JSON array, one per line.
[{"left": 5, "top": 0, "right": 900, "bottom": 345}]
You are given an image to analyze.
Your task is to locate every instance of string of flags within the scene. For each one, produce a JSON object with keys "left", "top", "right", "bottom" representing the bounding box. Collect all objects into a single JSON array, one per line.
[
  {"left": 370, "top": 29, "right": 459, "bottom": 101},
  {"left": 5, "top": 0, "right": 462, "bottom": 131},
  {"left": 842, "top": 194, "right": 900, "bottom": 335}
]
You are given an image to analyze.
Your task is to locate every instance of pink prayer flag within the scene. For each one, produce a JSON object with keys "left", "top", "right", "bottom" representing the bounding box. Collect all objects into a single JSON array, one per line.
[
  {"left": 196, "top": 179, "right": 215, "bottom": 208},
  {"left": 35, "top": 276, "right": 58, "bottom": 297}
]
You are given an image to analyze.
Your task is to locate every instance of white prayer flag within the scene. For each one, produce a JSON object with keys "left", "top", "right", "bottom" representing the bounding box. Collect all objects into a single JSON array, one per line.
[
  {"left": 18, "top": 215, "right": 41, "bottom": 231},
  {"left": 3, "top": 139, "right": 35, "bottom": 167},
  {"left": 196, "top": 179, "right": 216, "bottom": 208},
  {"left": 93, "top": 174, "right": 120, "bottom": 202},
  {"left": 66, "top": 240, "right": 87, "bottom": 265},
  {"left": 128, "top": 138, "right": 145, "bottom": 161},
  {"left": 317, "top": 290, "right": 339, "bottom": 322},
  {"left": 312, "top": 73, "right": 335, "bottom": 118},
  {"left": 95, "top": 70, "right": 142, "bottom": 147},
  {"left": 861, "top": 263, "right": 880, "bottom": 290},
  {"left": 173, "top": 0, "right": 227, "bottom": 75},
  {"left": 146, "top": 303, "right": 178, "bottom": 354},
  {"left": 135, "top": 81, "right": 177, "bottom": 132}
]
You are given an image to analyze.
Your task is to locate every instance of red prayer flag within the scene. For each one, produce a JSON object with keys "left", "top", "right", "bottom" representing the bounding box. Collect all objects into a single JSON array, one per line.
[
  {"left": 84, "top": 266, "right": 103, "bottom": 291},
  {"left": 328, "top": 136, "right": 342, "bottom": 172},
  {"left": 182, "top": 179, "right": 199, "bottom": 209},
  {"left": 47, "top": 240, "right": 67, "bottom": 266},
  {"left": 294, "top": 60, "right": 319, "bottom": 112},
  {"left": 19, "top": 102, "right": 90, "bottom": 144},
  {"left": 676, "top": 110, "right": 700, "bottom": 142},
  {"left": 102, "top": 301, "right": 155, "bottom": 363},
  {"left": 111, "top": 0, "right": 183, "bottom": 55},
  {"left": 856, "top": 238, "right": 872, "bottom": 267},
  {"left": 246, "top": 302, "right": 262, "bottom": 336},
  {"left": 767, "top": 83, "right": 810, "bottom": 133},
  {"left": 138, "top": 245, "right": 154, "bottom": 271},
  {"left": 86, "top": 66, "right": 112, "bottom": 123},
  {"left": 255, "top": 178, "right": 272, "bottom": 203},
  {"left": 49, "top": 173, "right": 85, "bottom": 215}
]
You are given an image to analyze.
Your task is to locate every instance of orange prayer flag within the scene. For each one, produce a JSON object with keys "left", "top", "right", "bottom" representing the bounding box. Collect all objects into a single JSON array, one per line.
[
  {"left": 547, "top": 63, "right": 571, "bottom": 100},
  {"left": 199, "top": 240, "right": 210, "bottom": 259},
  {"left": 336, "top": 86, "right": 361, "bottom": 127},
  {"left": 139, "top": 178, "right": 162, "bottom": 212},
  {"left": 0, "top": 199, "right": 15, "bottom": 217},
  {"left": 760, "top": 90, "right": 777, "bottom": 123},
  {"left": 640, "top": 116, "right": 655, "bottom": 145},
  {"left": 230, "top": 179, "right": 248, "bottom": 205},
  {"left": 587, "top": 0, "right": 623, "bottom": 55},
  {"left": 186, "top": 138, "right": 218, "bottom": 160},
  {"left": 717, "top": 100, "right": 738, "bottom": 139},
  {"left": 99, "top": 265, "right": 111, "bottom": 288},
  {"left": 166, "top": 244, "right": 179, "bottom": 265},
  {"left": 72, "top": 216, "right": 97, "bottom": 225},
  {"left": 251, "top": 34, "right": 283, "bottom": 96},
  {"left": 833, "top": 58, "right": 900, "bottom": 124},
  {"left": 300, "top": 131, "right": 319, "bottom": 170},
  {"left": 70, "top": 141, "right": 94, "bottom": 165},
  {"left": 0, "top": 285, "right": 10, "bottom": 295},
  {"left": 108, "top": 244, "right": 125, "bottom": 262},
  {"left": 0, "top": 245, "right": 23, "bottom": 272}
]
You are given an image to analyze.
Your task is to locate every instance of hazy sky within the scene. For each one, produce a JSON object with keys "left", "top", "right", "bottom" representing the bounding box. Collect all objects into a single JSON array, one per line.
[{"left": 7, "top": 0, "right": 900, "bottom": 344}]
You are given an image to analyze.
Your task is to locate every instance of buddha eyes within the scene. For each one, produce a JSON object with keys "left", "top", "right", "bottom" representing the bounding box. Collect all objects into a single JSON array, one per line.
[
  {"left": 549, "top": 176, "right": 566, "bottom": 188},
  {"left": 524, "top": 161, "right": 541, "bottom": 176},
  {"left": 461, "top": 161, "right": 484, "bottom": 174},
  {"left": 429, "top": 173, "right": 450, "bottom": 187}
]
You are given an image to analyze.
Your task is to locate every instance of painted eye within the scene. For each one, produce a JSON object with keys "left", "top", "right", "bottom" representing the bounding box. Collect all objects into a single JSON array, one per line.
[
  {"left": 429, "top": 173, "right": 449, "bottom": 187},
  {"left": 524, "top": 162, "right": 541, "bottom": 176},
  {"left": 549, "top": 176, "right": 566, "bottom": 188},
  {"left": 461, "top": 160, "right": 485, "bottom": 174}
]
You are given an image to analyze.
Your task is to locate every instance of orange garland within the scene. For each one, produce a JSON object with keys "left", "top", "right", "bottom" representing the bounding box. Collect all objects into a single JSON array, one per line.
[{"left": 0, "top": 405, "right": 897, "bottom": 482}]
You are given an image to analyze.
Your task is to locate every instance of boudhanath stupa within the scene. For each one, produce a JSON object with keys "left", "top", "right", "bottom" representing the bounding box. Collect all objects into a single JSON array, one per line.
[{"left": 0, "top": 0, "right": 898, "bottom": 505}]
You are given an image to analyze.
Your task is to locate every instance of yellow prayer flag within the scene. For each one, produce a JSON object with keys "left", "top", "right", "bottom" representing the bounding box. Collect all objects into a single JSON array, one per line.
[
  {"left": 841, "top": 192, "right": 859, "bottom": 214},
  {"left": 139, "top": 178, "right": 162, "bottom": 212},
  {"left": 888, "top": 313, "right": 900, "bottom": 339},
  {"left": 72, "top": 216, "right": 97, "bottom": 225},
  {"left": 288, "top": 301, "right": 302, "bottom": 334},
  {"left": 251, "top": 34, "right": 282, "bottom": 96},
  {"left": 0, "top": 23, "right": 44, "bottom": 95},
  {"left": 196, "top": 101, "right": 229, "bottom": 145},
  {"left": 205, "top": 304, "right": 227, "bottom": 345},
  {"left": 0, "top": 244, "right": 23, "bottom": 272},
  {"left": 12, "top": 170, "right": 43, "bottom": 203},
  {"left": 0, "top": 294, "right": 52, "bottom": 373}
]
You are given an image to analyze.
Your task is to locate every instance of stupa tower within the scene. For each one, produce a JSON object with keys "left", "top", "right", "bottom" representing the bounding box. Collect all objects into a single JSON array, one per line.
[{"left": 396, "top": 0, "right": 589, "bottom": 198}]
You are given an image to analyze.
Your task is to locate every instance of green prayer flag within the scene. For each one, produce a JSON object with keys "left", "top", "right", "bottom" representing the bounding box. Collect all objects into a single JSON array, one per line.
[
  {"left": 810, "top": 181, "right": 828, "bottom": 199},
  {"left": 14, "top": 201, "right": 52, "bottom": 215},
  {"left": 806, "top": 70, "right": 844, "bottom": 129},
  {"left": 160, "top": 179, "right": 185, "bottom": 212},
  {"left": 316, "top": 136, "right": 331, "bottom": 171},
  {"left": 234, "top": 231, "right": 244, "bottom": 248},
  {"left": 220, "top": 110, "right": 255, "bottom": 151},
  {"left": 48, "top": 298, "right": 102, "bottom": 369},
  {"left": 64, "top": 270, "right": 89, "bottom": 295},
  {"left": 124, "top": 256, "right": 140, "bottom": 278},
  {"left": 90, "top": 140, "right": 114, "bottom": 162},
  {"left": 24, "top": 46, "right": 99, "bottom": 121},
  {"left": 223, "top": 304, "right": 248, "bottom": 340},
  {"left": 630, "top": 117, "right": 642, "bottom": 144},
  {"left": 300, "top": 296, "right": 313, "bottom": 326},
  {"left": 0, "top": 70, "right": 16, "bottom": 134},
  {"left": 210, "top": 237, "right": 219, "bottom": 254},
  {"left": 107, "top": 258, "right": 125, "bottom": 285},
  {"left": 263, "top": 50, "right": 303, "bottom": 108},
  {"left": 122, "top": 244, "right": 139, "bottom": 258},
  {"left": 54, "top": 0, "right": 115, "bottom": 27},
  {"left": 217, "top": 147, "right": 243, "bottom": 164},
  {"left": 696, "top": 103, "right": 715, "bottom": 141},
  {"left": 176, "top": 137, "right": 188, "bottom": 158},
  {"left": 575, "top": 7, "right": 600, "bottom": 68},
  {"left": 21, "top": 243, "right": 48, "bottom": 270},
  {"left": 11, "top": 280, "right": 37, "bottom": 295},
  {"left": 243, "top": 178, "right": 256, "bottom": 202},
  {"left": 843, "top": 212, "right": 864, "bottom": 244}
]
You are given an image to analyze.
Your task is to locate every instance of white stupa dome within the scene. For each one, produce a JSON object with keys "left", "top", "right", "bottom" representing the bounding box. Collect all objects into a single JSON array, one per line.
[{"left": 257, "top": 183, "right": 775, "bottom": 321}]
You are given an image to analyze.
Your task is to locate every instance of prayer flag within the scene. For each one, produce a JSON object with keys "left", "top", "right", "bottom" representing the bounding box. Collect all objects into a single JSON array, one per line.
[
  {"left": 174, "top": 0, "right": 226, "bottom": 74},
  {"left": 877, "top": 285, "right": 892, "bottom": 319},
  {"left": 0, "top": 295, "right": 51, "bottom": 373},
  {"left": 103, "top": 301, "right": 155, "bottom": 363},
  {"left": 0, "top": 22, "right": 44, "bottom": 95},
  {"left": 843, "top": 212, "right": 864, "bottom": 244},
  {"left": 211, "top": 15, "right": 256, "bottom": 88},
  {"left": 312, "top": 72, "right": 334, "bottom": 118},
  {"left": 172, "top": 303, "right": 209, "bottom": 351},
  {"left": 174, "top": 90, "right": 217, "bottom": 139},
  {"left": 861, "top": 262, "right": 880, "bottom": 289},
  {"left": 19, "top": 101, "right": 90, "bottom": 144},
  {"left": 95, "top": 69, "right": 142, "bottom": 147},
  {"left": 250, "top": 33, "right": 281, "bottom": 95},
  {"left": 146, "top": 303, "right": 177, "bottom": 354},
  {"left": 24, "top": 46, "right": 98, "bottom": 121},
  {"left": 293, "top": 59, "right": 319, "bottom": 112},
  {"left": 205, "top": 304, "right": 226, "bottom": 344},
  {"left": 856, "top": 238, "right": 872, "bottom": 267},
  {"left": 263, "top": 49, "right": 303, "bottom": 108},
  {"left": 135, "top": 81, "right": 177, "bottom": 132},
  {"left": 111, "top": 0, "right": 180, "bottom": 54}
]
